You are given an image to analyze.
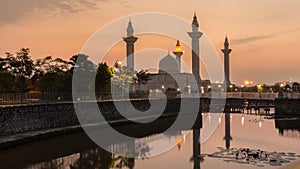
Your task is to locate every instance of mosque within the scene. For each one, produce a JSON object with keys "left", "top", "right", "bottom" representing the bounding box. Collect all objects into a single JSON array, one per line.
[{"left": 122, "top": 14, "right": 232, "bottom": 93}]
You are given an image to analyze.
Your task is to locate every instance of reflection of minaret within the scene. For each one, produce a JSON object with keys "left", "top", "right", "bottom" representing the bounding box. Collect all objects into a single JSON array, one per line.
[
  {"left": 123, "top": 19, "right": 138, "bottom": 71},
  {"left": 173, "top": 40, "right": 184, "bottom": 73},
  {"left": 128, "top": 158, "right": 135, "bottom": 169},
  {"left": 224, "top": 112, "right": 232, "bottom": 149},
  {"left": 222, "top": 36, "right": 232, "bottom": 85},
  {"left": 192, "top": 111, "right": 203, "bottom": 169},
  {"left": 188, "top": 13, "right": 203, "bottom": 83}
]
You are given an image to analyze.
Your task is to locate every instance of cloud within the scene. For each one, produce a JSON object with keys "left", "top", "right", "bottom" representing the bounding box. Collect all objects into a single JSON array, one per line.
[
  {"left": 0, "top": 0, "right": 125, "bottom": 24},
  {"left": 231, "top": 27, "right": 300, "bottom": 45}
]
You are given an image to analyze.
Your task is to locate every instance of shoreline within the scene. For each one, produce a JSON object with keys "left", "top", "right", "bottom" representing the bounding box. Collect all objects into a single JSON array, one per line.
[{"left": 0, "top": 113, "right": 179, "bottom": 151}]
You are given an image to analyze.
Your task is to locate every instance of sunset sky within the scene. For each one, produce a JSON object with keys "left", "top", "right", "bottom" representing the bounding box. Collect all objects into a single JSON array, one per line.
[{"left": 1, "top": 0, "right": 300, "bottom": 85}]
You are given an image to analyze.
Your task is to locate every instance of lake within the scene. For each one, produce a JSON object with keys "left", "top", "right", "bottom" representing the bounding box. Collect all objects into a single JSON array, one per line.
[{"left": 0, "top": 112, "right": 299, "bottom": 169}]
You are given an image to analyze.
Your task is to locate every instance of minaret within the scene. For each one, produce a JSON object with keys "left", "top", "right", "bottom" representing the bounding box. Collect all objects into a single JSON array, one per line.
[
  {"left": 123, "top": 19, "right": 138, "bottom": 71},
  {"left": 222, "top": 36, "right": 232, "bottom": 85},
  {"left": 173, "top": 40, "right": 184, "bottom": 73},
  {"left": 188, "top": 13, "right": 203, "bottom": 83}
]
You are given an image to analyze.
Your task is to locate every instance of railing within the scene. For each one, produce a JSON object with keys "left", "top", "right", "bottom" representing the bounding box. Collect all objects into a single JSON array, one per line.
[
  {"left": 0, "top": 92, "right": 150, "bottom": 106},
  {"left": 1, "top": 91, "right": 299, "bottom": 106},
  {"left": 279, "top": 92, "right": 300, "bottom": 99},
  {"left": 182, "top": 92, "right": 278, "bottom": 100},
  {"left": 0, "top": 92, "right": 62, "bottom": 105}
]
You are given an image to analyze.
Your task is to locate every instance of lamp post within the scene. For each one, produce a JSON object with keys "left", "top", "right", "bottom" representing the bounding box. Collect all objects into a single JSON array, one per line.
[{"left": 161, "top": 85, "right": 165, "bottom": 92}]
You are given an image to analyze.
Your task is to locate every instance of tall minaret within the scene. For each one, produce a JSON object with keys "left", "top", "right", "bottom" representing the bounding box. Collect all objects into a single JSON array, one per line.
[
  {"left": 123, "top": 19, "right": 138, "bottom": 71},
  {"left": 173, "top": 40, "right": 183, "bottom": 73},
  {"left": 188, "top": 13, "right": 203, "bottom": 83},
  {"left": 222, "top": 36, "right": 232, "bottom": 85}
]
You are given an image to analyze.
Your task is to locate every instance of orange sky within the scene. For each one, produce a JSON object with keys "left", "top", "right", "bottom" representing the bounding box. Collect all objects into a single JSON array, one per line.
[{"left": 1, "top": 0, "right": 300, "bottom": 85}]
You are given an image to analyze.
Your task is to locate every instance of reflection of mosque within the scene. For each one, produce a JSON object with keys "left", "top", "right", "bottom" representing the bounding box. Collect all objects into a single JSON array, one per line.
[
  {"left": 275, "top": 118, "right": 300, "bottom": 139},
  {"left": 26, "top": 111, "right": 234, "bottom": 169},
  {"left": 123, "top": 14, "right": 215, "bottom": 92}
]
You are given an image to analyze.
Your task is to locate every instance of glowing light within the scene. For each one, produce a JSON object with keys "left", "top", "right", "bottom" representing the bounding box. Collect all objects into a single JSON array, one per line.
[
  {"left": 219, "top": 117, "right": 222, "bottom": 124},
  {"left": 244, "top": 80, "right": 254, "bottom": 86},
  {"left": 175, "top": 40, "right": 182, "bottom": 52},
  {"left": 175, "top": 46, "right": 181, "bottom": 52},
  {"left": 201, "top": 86, "right": 204, "bottom": 94},
  {"left": 241, "top": 116, "right": 245, "bottom": 126},
  {"left": 176, "top": 136, "right": 183, "bottom": 150},
  {"left": 280, "top": 83, "right": 284, "bottom": 88},
  {"left": 208, "top": 115, "right": 211, "bottom": 123},
  {"left": 259, "top": 121, "right": 262, "bottom": 128}
]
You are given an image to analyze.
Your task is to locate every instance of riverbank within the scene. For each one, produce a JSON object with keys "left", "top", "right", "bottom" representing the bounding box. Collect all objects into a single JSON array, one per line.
[
  {"left": 0, "top": 114, "right": 195, "bottom": 169},
  {"left": 0, "top": 112, "right": 183, "bottom": 150}
]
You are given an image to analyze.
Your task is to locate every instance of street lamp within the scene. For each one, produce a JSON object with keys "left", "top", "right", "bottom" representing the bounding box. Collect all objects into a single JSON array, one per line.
[
  {"left": 229, "top": 84, "right": 233, "bottom": 92},
  {"left": 187, "top": 85, "right": 191, "bottom": 94},
  {"left": 201, "top": 86, "right": 204, "bottom": 95},
  {"left": 117, "top": 61, "right": 122, "bottom": 66},
  {"left": 161, "top": 85, "right": 165, "bottom": 92}
]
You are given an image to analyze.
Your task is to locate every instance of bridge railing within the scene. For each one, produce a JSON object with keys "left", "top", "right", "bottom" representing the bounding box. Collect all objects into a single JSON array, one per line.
[
  {"left": 1, "top": 91, "right": 298, "bottom": 106},
  {"left": 279, "top": 93, "right": 300, "bottom": 99}
]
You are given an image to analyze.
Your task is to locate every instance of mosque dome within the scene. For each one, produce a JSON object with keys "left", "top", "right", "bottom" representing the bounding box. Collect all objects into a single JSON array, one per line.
[{"left": 159, "top": 53, "right": 179, "bottom": 74}]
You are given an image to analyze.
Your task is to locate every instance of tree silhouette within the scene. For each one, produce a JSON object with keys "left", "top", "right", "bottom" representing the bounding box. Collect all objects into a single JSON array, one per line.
[
  {"left": 10, "top": 48, "right": 34, "bottom": 79},
  {"left": 95, "top": 63, "right": 114, "bottom": 94},
  {"left": 134, "top": 69, "right": 150, "bottom": 91}
]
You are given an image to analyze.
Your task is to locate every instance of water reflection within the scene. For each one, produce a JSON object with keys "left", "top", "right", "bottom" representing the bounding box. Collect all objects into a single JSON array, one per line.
[
  {"left": 24, "top": 148, "right": 135, "bottom": 169},
  {"left": 191, "top": 112, "right": 203, "bottom": 169},
  {"left": 3, "top": 113, "right": 300, "bottom": 169},
  {"left": 224, "top": 112, "right": 232, "bottom": 149},
  {"left": 205, "top": 114, "right": 300, "bottom": 168},
  {"left": 275, "top": 118, "right": 300, "bottom": 139}
]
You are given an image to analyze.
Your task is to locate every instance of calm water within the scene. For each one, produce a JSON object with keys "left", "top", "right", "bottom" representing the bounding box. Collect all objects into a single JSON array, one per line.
[{"left": 1, "top": 113, "right": 300, "bottom": 169}]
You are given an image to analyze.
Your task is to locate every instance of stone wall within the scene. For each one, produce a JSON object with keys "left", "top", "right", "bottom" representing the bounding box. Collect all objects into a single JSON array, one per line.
[
  {"left": 0, "top": 98, "right": 202, "bottom": 138},
  {"left": 0, "top": 103, "right": 77, "bottom": 137}
]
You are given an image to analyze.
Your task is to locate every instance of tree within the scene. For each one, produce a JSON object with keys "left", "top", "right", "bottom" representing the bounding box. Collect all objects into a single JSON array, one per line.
[
  {"left": 0, "top": 52, "right": 12, "bottom": 72},
  {"left": 95, "top": 63, "right": 113, "bottom": 93},
  {"left": 10, "top": 48, "right": 34, "bottom": 79},
  {"left": 71, "top": 54, "right": 97, "bottom": 99},
  {"left": 38, "top": 72, "right": 67, "bottom": 93},
  {"left": 112, "top": 63, "right": 135, "bottom": 95},
  {"left": 70, "top": 148, "right": 114, "bottom": 169},
  {"left": 0, "top": 53, "right": 16, "bottom": 92},
  {"left": 292, "top": 82, "right": 300, "bottom": 93},
  {"left": 0, "top": 72, "right": 15, "bottom": 92},
  {"left": 32, "top": 56, "right": 70, "bottom": 91},
  {"left": 135, "top": 69, "right": 150, "bottom": 90},
  {"left": 5, "top": 48, "right": 35, "bottom": 92}
]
